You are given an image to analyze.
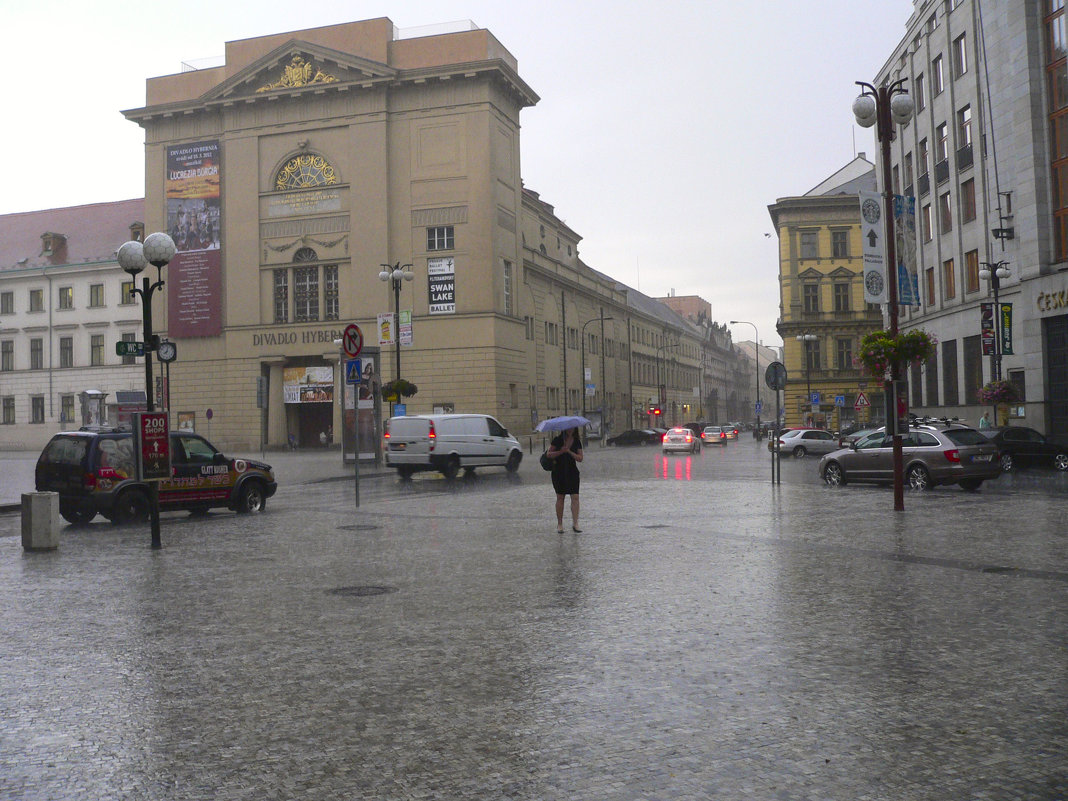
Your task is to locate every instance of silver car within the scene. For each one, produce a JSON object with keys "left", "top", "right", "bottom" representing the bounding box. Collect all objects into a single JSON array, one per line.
[
  {"left": 818, "top": 423, "right": 1001, "bottom": 491},
  {"left": 773, "top": 428, "right": 840, "bottom": 458}
]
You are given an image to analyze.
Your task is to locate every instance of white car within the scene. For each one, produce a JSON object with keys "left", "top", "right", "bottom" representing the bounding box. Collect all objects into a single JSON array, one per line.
[
  {"left": 662, "top": 427, "right": 700, "bottom": 454},
  {"left": 773, "top": 428, "right": 839, "bottom": 458}
]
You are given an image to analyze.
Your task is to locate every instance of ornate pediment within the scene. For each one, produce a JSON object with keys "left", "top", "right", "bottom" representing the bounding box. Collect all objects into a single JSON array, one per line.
[{"left": 201, "top": 40, "right": 397, "bottom": 102}]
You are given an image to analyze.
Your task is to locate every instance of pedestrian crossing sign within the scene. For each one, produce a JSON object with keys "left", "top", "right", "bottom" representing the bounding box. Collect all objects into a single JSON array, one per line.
[{"left": 345, "top": 358, "right": 362, "bottom": 384}]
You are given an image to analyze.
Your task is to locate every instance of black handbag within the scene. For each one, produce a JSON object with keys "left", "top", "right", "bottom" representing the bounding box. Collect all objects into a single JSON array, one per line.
[{"left": 539, "top": 450, "right": 554, "bottom": 471}]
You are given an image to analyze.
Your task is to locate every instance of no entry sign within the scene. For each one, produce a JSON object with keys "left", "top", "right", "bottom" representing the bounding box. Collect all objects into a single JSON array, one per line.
[{"left": 343, "top": 323, "right": 364, "bottom": 357}]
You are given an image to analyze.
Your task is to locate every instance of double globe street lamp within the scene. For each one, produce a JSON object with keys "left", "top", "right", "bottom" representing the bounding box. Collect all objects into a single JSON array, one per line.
[
  {"left": 978, "top": 260, "right": 1010, "bottom": 382},
  {"left": 378, "top": 262, "right": 413, "bottom": 388},
  {"left": 116, "top": 231, "right": 177, "bottom": 549},
  {"left": 853, "top": 78, "right": 915, "bottom": 511}
]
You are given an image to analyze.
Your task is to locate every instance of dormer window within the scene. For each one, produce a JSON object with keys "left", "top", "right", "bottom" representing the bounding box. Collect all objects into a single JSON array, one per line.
[
  {"left": 129, "top": 222, "right": 145, "bottom": 242},
  {"left": 41, "top": 232, "right": 67, "bottom": 256}
]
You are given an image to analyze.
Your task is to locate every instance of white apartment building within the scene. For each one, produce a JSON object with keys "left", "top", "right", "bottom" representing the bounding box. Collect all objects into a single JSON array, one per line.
[
  {"left": 0, "top": 200, "right": 148, "bottom": 450},
  {"left": 874, "top": 0, "right": 1068, "bottom": 438}
]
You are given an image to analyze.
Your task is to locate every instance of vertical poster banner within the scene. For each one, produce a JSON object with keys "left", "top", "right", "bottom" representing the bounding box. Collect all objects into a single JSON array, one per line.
[
  {"left": 428, "top": 257, "right": 456, "bottom": 314},
  {"left": 859, "top": 192, "right": 887, "bottom": 305},
  {"left": 166, "top": 141, "right": 222, "bottom": 338},
  {"left": 894, "top": 195, "right": 920, "bottom": 306},
  {"left": 980, "top": 302, "right": 995, "bottom": 355},
  {"left": 399, "top": 310, "right": 413, "bottom": 346},
  {"left": 377, "top": 312, "right": 396, "bottom": 346},
  {"left": 1000, "top": 303, "right": 1014, "bottom": 355}
]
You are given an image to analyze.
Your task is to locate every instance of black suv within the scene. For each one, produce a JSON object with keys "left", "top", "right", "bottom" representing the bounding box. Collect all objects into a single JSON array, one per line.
[{"left": 35, "top": 428, "right": 277, "bottom": 525}]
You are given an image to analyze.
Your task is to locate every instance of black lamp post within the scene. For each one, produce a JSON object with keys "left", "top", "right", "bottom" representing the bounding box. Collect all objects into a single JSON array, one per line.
[
  {"left": 378, "top": 262, "right": 413, "bottom": 386},
  {"left": 796, "top": 333, "right": 817, "bottom": 426},
  {"left": 854, "top": 78, "right": 915, "bottom": 511},
  {"left": 656, "top": 339, "right": 679, "bottom": 422},
  {"left": 979, "top": 260, "right": 1010, "bottom": 423},
  {"left": 117, "top": 232, "right": 176, "bottom": 549},
  {"left": 731, "top": 320, "right": 760, "bottom": 435},
  {"left": 580, "top": 314, "right": 613, "bottom": 417}
]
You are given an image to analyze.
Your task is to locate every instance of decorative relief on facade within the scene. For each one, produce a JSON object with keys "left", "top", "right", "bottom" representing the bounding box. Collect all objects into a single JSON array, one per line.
[
  {"left": 257, "top": 56, "right": 337, "bottom": 93},
  {"left": 274, "top": 155, "right": 339, "bottom": 191}
]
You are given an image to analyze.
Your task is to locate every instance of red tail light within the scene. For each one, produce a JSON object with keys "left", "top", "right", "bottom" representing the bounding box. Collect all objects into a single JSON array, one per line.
[
  {"left": 428, "top": 420, "right": 436, "bottom": 451},
  {"left": 685, "top": 434, "right": 692, "bottom": 442},
  {"left": 82, "top": 472, "right": 96, "bottom": 490},
  {"left": 662, "top": 433, "right": 669, "bottom": 442},
  {"left": 943, "top": 449, "right": 960, "bottom": 463}
]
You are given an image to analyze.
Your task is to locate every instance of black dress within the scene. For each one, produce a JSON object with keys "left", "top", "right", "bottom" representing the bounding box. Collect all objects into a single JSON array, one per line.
[{"left": 550, "top": 434, "right": 582, "bottom": 495}]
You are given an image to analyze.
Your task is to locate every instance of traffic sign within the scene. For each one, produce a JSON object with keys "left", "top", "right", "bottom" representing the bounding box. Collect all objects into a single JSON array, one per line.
[
  {"left": 764, "top": 361, "right": 787, "bottom": 391},
  {"left": 834, "top": 395, "right": 845, "bottom": 407},
  {"left": 755, "top": 400, "right": 763, "bottom": 415},
  {"left": 810, "top": 392, "right": 821, "bottom": 405},
  {"left": 342, "top": 323, "right": 364, "bottom": 357},
  {"left": 345, "top": 359, "right": 363, "bottom": 385},
  {"left": 116, "top": 341, "right": 145, "bottom": 357},
  {"left": 855, "top": 392, "right": 870, "bottom": 409}
]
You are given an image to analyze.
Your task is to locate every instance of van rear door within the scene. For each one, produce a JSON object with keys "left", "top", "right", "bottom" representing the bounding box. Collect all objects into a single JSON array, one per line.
[{"left": 387, "top": 417, "right": 430, "bottom": 464}]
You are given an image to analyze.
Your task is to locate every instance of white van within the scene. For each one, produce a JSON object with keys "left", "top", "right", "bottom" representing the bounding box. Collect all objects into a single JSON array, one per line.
[{"left": 384, "top": 414, "right": 523, "bottom": 478}]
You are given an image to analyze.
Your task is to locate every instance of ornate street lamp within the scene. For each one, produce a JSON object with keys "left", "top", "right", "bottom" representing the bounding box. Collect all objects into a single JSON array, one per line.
[
  {"left": 978, "top": 260, "right": 1010, "bottom": 382},
  {"left": 378, "top": 262, "right": 413, "bottom": 388},
  {"left": 854, "top": 78, "right": 915, "bottom": 511},
  {"left": 116, "top": 232, "right": 177, "bottom": 549}
]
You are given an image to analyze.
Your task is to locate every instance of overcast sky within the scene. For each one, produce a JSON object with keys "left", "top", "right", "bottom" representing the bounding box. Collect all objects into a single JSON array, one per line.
[{"left": 8, "top": 0, "right": 913, "bottom": 347}]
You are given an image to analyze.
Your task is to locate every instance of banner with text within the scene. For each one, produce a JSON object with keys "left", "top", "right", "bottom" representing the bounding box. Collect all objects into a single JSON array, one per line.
[
  {"left": 859, "top": 192, "right": 887, "bottom": 305},
  {"left": 894, "top": 195, "right": 920, "bottom": 306},
  {"left": 166, "top": 140, "right": 222, "bottom": 338},
  {"left": 428, "top": 257, "right": 456, "bottom": 314}
]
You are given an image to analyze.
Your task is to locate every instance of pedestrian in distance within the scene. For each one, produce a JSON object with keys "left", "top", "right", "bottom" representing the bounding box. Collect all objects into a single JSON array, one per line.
[
  {"left": 546, "top": 426, "right": 584, "bottom": 533},
  {"left": 979, "top": 412, "right": 991, "bottom": 429}
]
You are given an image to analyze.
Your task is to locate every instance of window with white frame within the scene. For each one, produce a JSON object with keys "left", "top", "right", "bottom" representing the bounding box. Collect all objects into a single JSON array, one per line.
[
  {"left": 30, "top": 338, "right": 43, "bottom": 369},
  {"left": 1, "top": 340, "right": 12, "bottom": 371},
  {"left": 0, "top": 291, "right": 12, "bottom": 315},
  {"left": 427, "top": 226, "right": 454, "bottom": 251},
  {"left": 273, "top": 270, "right": 289, "bottom": 323},
  {"left": 121, "top": 332, "right": 137, "bottom": 365},
  {"left": 29, "top": 289, "right": 43, "bottom": 312},
  {"left": 89, "top": 284, "right": 104, "bottom": 308},
  {"left": 60, "top": 394, "right": 75, "bottom": 423},
  {"left": 502, "top": 260, "right": 513, "bottom": 315},
  {"left": 1, "top": 396, "right": 13, "bottom": 424},
  {"left": 59, "top": 286, "right": 73, "bottom": 310},
  {"left": 953, "top": 33, "right": 967, "bottom": 77},
  {"left": 324, "top": 265, "right": 339, "bottom": 321},
  {"left": 31, "top": 395, "right": 45, "bottom": 423}
]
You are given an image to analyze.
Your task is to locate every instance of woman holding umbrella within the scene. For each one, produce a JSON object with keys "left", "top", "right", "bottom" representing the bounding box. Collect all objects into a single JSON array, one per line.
[{"left": 546, "top": 425, "right": 584, "bottom": 532}]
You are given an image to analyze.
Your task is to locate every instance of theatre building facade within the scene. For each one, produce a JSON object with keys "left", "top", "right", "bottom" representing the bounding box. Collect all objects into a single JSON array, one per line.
[{"left": 119, "top": 18, "right": 738, "bottom": 452}]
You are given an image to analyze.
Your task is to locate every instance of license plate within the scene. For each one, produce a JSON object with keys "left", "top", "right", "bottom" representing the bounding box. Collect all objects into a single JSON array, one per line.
[
  {"left": 391, "top": 443, "right": 406, "bottom": 451},
  {"left": 974, "top": 454, "right": 991, "bottom": 462}
]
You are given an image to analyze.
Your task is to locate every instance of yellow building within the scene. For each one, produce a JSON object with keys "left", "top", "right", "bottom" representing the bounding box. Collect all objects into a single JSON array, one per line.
[{"left": 769, "top": 156, "right": 885, "bottom": 430}]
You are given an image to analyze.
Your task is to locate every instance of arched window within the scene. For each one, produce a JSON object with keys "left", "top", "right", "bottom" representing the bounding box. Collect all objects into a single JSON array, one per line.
[{"left": 275, "top": 154, "right": 338, "bottom": 191}]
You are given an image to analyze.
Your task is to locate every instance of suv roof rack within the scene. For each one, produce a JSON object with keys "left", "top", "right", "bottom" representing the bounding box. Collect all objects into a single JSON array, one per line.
[
  {"left": 77, "top": 424, "right": 132, "bottom": 433},
  {"left": 908, "top": 414, "right": 971, "bottom": 429}
]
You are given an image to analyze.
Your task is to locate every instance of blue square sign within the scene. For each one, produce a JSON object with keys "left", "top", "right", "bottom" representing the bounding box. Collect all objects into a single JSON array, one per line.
[{"left": 345, "top": 359, "right": 362, "bottom": 384}]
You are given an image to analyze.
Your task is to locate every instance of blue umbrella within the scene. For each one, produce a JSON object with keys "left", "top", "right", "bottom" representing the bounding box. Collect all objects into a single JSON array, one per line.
[{"left": 535, "top": 415, "right": 592, "bottom": 432}]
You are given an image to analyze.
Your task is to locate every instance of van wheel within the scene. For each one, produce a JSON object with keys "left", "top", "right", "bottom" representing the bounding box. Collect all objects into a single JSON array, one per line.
[
  {"left": 113, "top": 489, "right": 150, "bottom": 525},
  {"left": 505, "top": 451, "right": 521, "bottom": 472},
  {"left": 61, "top": 507, "right": 96, "bottom": 526},
  {"left": 236, "top": 480, "right": 267, "bottom": 514},
  {"left": 441, "top": 456, "right": 460, "bottom": 480}
]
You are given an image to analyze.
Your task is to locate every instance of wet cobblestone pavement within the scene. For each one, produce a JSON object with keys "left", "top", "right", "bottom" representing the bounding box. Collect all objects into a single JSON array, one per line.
[{"left": 1, "top": 443, "right": 1066, "bottom": 799}]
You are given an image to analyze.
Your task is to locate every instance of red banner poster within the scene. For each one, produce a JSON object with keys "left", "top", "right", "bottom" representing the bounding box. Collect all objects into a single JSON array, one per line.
[{"left": 166, "top": 141, "right": 222, "bottom": 337}]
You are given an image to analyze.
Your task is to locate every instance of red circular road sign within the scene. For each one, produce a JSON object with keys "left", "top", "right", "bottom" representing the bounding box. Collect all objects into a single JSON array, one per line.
[{"left": 343, "top": 323, "right": 364, "bottom": 357}]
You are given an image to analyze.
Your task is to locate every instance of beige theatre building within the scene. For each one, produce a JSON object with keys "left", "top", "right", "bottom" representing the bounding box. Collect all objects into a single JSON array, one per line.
[{"left": 124, "top": 18, "right": 541, "bottom": 450}]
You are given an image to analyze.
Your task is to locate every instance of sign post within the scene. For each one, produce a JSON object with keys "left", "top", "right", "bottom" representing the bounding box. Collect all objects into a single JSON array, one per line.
[
  {"left": 765, "top": 361, "right": 788, "bottom": 485},
  {"left": 133, "top": 411, "right": 170, "bottom": 549},
  {"left": 341, "top": 328, "right": 364, "bottom": 507}
]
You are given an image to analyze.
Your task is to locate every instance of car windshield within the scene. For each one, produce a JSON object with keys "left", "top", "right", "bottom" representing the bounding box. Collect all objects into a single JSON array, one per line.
[{"left": 944, "top": 429, "right": 988, "bottom": 446}]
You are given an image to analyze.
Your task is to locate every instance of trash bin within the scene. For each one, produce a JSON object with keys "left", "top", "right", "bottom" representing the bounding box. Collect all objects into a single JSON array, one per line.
[{"left": 22, "top": 492, "right": 60, "bottom": 552}]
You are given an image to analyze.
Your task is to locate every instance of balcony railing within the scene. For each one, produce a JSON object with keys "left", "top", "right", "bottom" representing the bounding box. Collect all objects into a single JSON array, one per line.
[
  {"left": 957, "top": 143, "right": 973, "bottom": 170},
  {"left": 935, "top": 159, "right": 949, "bottom": 185},
  {"left": 918, "top": 172, "right": 930, "bottom": 196}
]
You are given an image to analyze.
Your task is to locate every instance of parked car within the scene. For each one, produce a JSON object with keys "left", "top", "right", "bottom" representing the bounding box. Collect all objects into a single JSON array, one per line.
[
  {"left": 818, "top": 422, "right": 1001, "bottom": 491},
  {"left": 978, "top": 426, "right": 1068, "bottom": 472},
  {"left": 701, "top": 426, "right": 728, "bottom": 446},
  {"left": 838, "top": 427, "right": 882, "bottom": 448},
  {"left": 35, "top": 428, "right": 277, "bottom": 525},
  {"left": 662, "top": 427, "right": 700, "bottom": 454},
  {"left": 770, "top": 428, "right": 840, "bottom": 458},
  {"left": 607, "top": 429, "right": 660, "bottom": 447},
  {"left": 384, "top": 413, "right": 522, "bottom": 478}
]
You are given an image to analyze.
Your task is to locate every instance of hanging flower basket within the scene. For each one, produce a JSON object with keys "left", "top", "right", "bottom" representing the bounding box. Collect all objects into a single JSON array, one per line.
[
  {"left": 380, "top": 378, "right": 419, "bottom": 401},
  {"left": 978, "top": 379, "right": 1021, "bottom": 405},
  {"left": 855, "top": 329, "right": 938, "bottom": 378}
]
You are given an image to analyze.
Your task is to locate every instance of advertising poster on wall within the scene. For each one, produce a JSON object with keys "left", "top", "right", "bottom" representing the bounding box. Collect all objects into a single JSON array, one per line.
[
  {"left": 428, "top": 257, "right": 456, "bottom": 314},
  {"left": 283, "top": 366, "right": 334, "bottom": 404},
  {"left": 166, "top": 140, "right": 222, "bottom": 338}
]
